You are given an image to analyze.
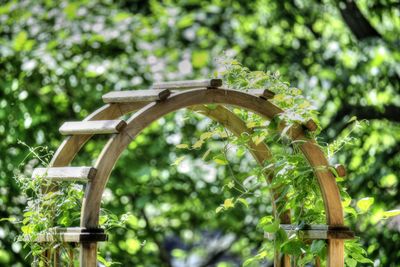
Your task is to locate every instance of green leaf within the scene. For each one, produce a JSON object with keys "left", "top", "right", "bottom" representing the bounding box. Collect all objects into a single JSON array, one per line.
[
  {"left": 177, "top": 14, "right": 194, "bottom": 28},
  {"left": 97, "top": 254, "right": 112, "bottom": 267},
  {"left": 176, "top": 144, "right": 189, "bottom": 149},
  {"left": 281, "top": 239, "right": 303, "bottom": 256},
  {"left": 13, "top": 31, "right": 28, "bottom": 51},
  {"left": 113, "top": 12, "right": 131, "bottom": 22},
  {"left": 226, "top": 181, "right": 235, "bottom": 189},
  {"left": 172, "top": 156, "right": 185, "bottom": 166},
  {"left": 310, "top": 240, "right": 325, "bottom": 254},
  {"left": 345, "top": 257, "right": 357, "bottom": 267},
  {"left": 262, "top": 220, "right": 280, "bottom": 233},
  {"left": 238, "top": 198, "right": 249, "bottom": 208},
  {"left": 215, "top": 207, "right": 223, "bottom": 213},
  {"left": 200, "top": 132, "right": 213, "bottom": 140},
  {"left": 64, "top": 3, "right": 79, "bottom": 20},
  {"left": 192, "top": 139, "right": 204, "bottom": 149},
  {"left": 356, "top": 197, "right": 374, "bottom": 213},
  {"left": 202, "top": 148, "right": 212, "bottom": 161},
  {"left": 243, "top": 258, "right": 256, "bottom": 267},
  {"left": 213, "top": 155, "right": 228, "bottom": 165},
  {"left": 0, "top": 217, "right": 16, "bottom": 223},
  {"left": 382, "top": 209, "right": 400, "bottom": 219}
]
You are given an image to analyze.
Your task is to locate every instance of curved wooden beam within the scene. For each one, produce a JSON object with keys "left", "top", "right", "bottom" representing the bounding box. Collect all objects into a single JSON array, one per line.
[
  {"left": 190, "top": 105, "right": 291, "bottom": 266},
  {"left": 78, "top": 88, "right": 343, "bottom": 266},
  {"left": 48, "top": 88, "right": 344, "bottom": 267}
]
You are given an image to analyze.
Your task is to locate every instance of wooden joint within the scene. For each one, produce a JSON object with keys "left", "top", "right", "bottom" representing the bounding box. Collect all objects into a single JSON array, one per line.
[
  {"left": 332, "top": 164, "right": 346, "bottom": 177},
  {"left": 259, "top": 89, "right": 275, "bottom": 100},
  {"left": 156, "top": 89, "right": 172, "bottom": 101},
  {"left": 34, "top": 228, "right": 107, "bottom": 243},
  {"left": 303, "top": 119, "right": 318, "bottom": 132},
  {"left": 274, "top": 224, "right": 354, "bottom": 240}
]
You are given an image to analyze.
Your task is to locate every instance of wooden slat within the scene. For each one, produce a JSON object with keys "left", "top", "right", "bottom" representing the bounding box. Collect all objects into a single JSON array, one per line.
[
  {"left": 32, "top": 167, "right": 96, "bottom": 182},
  {"left": 153, "top": 79, "right": 222, "bottom": 89},
  {"left": 278, "top": 224, "right": 354, "bottom": 240},
  {"left": 102, "top": 89, "right": 171, "bottom": 103},
  {"left": 59, "top": 120, "right": 127, "bottom": 135},
  {"left": 35, "top": 228, "right": 107, "bottom": 243}
]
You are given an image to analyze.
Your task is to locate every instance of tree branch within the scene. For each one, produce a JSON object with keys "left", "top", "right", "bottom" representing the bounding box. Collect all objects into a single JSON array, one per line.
[
  {"left": 321, "top": 103, "right": 400, "bottom": 140},
  {"left": 337, "top": 0, "right": 381, "bottom": 40},
  {"left": 333, "top": 104, "right": 400, "bottom": 123}
]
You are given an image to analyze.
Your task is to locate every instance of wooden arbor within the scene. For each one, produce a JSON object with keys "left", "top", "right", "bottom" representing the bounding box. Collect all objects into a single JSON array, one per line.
[{"left": 31, "top": 79, "right": 353, "bottom": 266}]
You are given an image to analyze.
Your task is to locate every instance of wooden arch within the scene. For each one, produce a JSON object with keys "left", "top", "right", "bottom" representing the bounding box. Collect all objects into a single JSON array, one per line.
[{"left": 31, "top": 79, "right": 352, "bottom": 267}]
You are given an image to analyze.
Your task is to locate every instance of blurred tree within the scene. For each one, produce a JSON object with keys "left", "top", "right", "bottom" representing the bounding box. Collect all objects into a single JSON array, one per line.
[{"left": 0, "top": 0, "right": 399, "bottom": 266}]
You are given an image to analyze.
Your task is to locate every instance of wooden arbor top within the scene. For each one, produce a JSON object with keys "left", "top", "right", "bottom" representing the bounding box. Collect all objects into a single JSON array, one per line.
[{"left": 30, "top": 79, "right": 351, "bottom": 267}]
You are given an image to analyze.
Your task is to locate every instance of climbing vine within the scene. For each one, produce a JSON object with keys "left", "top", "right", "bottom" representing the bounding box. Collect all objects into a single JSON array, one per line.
[
  {"left": 175, "top": 58, "right": 373, "bottom": 266},
  {"left": 14, "top": 142, "right": 128, "bottom": 266}
]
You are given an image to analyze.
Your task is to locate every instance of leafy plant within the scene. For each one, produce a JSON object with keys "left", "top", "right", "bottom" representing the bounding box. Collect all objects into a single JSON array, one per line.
[
  {"left": 14, "top": 142, "right": 128, "bottom": 266},
  {"left": 175, "top": 59, "right": 373, "bottom": 266}
]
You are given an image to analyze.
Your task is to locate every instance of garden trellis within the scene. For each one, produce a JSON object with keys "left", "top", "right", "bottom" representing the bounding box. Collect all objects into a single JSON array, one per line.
[{"left": 29, "top": 79, "right": 354, "bottom": 267}]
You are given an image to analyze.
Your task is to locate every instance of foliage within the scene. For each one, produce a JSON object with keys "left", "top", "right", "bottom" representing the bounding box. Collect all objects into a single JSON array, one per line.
[
  {"left": 0, "top": 0, "right": 399, "bottom": 266},
  {"left": 13, "top": 142, "right": 129, "bottom": 265}
]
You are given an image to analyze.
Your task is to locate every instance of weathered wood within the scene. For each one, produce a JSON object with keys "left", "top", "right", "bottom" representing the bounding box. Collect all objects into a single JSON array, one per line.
[
  {"left": 328, "top": 239, "right": 344, "bottom": 267},
  {"left": 102, "top": 89, "right": 171, "bottom": 103},
  {"left": 53, "top": 247, "right": 61, "bottom": 267},
  {"left": 45, "top": 87, "right": 346, "bottom": 267},
  {"left": 153, "top": 79, "right": 222, "bottom": 89},
  {"left": 50, "top": 103, "right": 148, "bottom": 167},
  {"left": 80, "top": 242, "right": 97, "bottom": 267},
  {"left": 82, "top": 88, "right": 343, "bottom": 226},
  {"left": 35, "top": 228, "right": 106, "bottom": 243},
  {"left": 59, "top": 120, "right": 127, "bottom": 135},
  {"left": 35, "top": 229, "right": 107, "bottom": 243},
  {"left": 68, "top": 247, "right": 74, "bottom": 267},
  {"left": 279, "top": 224, "right": 354, "bottom": 240},
  {"left": 32, "top": 167, "right": 96, "bottom": 182}
]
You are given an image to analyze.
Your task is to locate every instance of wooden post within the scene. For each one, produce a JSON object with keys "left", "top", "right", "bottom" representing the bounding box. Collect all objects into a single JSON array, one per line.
[
  {"left": 80, "top": 242, "right": 97, "bottom": 267},
  {"left": 53, "top": 247, "right": 61, "bottom": 267},
  {"left": 328, "top": 239, "right": 344, "bottom": 267}
]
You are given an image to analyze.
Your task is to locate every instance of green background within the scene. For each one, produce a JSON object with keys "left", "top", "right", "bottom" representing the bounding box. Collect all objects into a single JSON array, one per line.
[{"left": 0, "top": 0, "right": 399, "bottom": 266}]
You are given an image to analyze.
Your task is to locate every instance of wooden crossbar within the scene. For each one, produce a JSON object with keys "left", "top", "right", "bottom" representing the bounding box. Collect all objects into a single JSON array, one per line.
[
  {"left": 265, "top": 224, "right": 354, "bottom": 240},
  {"left": 102, "top": 89, "right": 171, "bottom": 103},
  {"left": 32, "top": 167, "right": 97, "bottom": 182},
  {"left": 59, "top": 120, "right": 127, "bottom": 135},
  {"left": 153, "top": 79, "right": 222, "bottom": 89},
  {"left": 34, "top": 227, "right": 107, "bottom": 243}
]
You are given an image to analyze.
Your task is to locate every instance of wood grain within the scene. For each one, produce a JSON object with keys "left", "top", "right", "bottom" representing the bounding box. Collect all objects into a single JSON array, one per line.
[
  {"left": 59, "top": 120, "right": 127, "bottom": 135},
  {"left": 32, "top": 167, "right": 96, "bottom": 182},
  {"left": 102, "top": 89, "right": 171, "bottom": 103},
  {"left": 153, "top": 79, "right": 222, "bottom": 89}
]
